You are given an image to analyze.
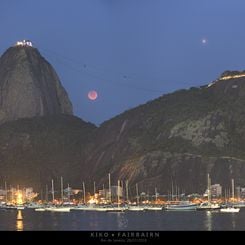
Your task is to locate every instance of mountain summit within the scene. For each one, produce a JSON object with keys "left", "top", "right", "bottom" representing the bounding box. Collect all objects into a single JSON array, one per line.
[
  {"left": 82, "top": 70, "right": 245, "bottom": 194},
  {"left": 2, "top": 41, "right": 245, "bottom": 194},
  {"left": 0, "top": 40, "right": 73, "bottom": 124}
]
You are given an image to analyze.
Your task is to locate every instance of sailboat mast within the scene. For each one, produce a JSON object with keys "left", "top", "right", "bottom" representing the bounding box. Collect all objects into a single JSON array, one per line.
[
  {"left": 11, "top": 186, "right": 14, "bottom": 203},
  {"left": 40, "top": 189, "right": 43, "bottom": 202},
  {"left": 4, "top": 181, "right": 7, "bottom": 203},
  {"left": 155, "top": 187, "right": 157, "bottom": 203},
  {"left": 93, "top": 181, "right": 96, "bottom": 196},
  {"left": 108, "top": 173, "right": 111, "bottom": 203},
  {"left": 83, "top": 181, "right": 86, "bottom": 204},
  {"left": 121, "top": 180, "right": 124, "bottom": 203},
  {"left": 231, "top": 178, "right": 235, "bottom": 200},
  {"left": 126, "top": 180, "right": 129, "bottom": 203},
  {"left": 60, "top": 176, "right": 63, "bottom": 202},
  {"left": 237, "top": 187, "right": 241, "bottom": 202},
  {"left": 117, "top": 180, "right": 120, "bottom": 208},
  {"left": 51, "top": 179, "right": 55, "bottom": 203},
  {"left": 68, "top": 183, "right": 70, "bottom": 202},
  {"left": 136, "top": 183, "right": 139, "bottom": 206},
  {"left": 171, "top": 179, "right": 174, "bottom": 201},
  {"left": 207, "top": 174, "right": 211, "bottom": 204},
  {"left": 45, "top": 184, "right": 48, "bottom": 202}
]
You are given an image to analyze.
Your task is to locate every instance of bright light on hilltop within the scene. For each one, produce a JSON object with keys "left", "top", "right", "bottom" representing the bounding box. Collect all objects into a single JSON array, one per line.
[
  {"left": 219, "top": 74, "right": 245, "bottom": 80},
  {"left": 15, "top": 40, "right": 33, "bottom": 47}
]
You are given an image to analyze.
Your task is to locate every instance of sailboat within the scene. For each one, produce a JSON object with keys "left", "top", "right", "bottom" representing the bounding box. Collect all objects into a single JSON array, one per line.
[
  {"left": 220, "top": 179, "right": 240, "bottom": 213},
  {"left": 197, "top": 174, "right": 220, "bottom": 211},
  {"left": 44, "top": 179, "right": 70, "bottom": 212},
  {"left": 128, "top": 183, "right": 145, "bottom": 211},
  {"left": 144, "top": 188, "right": 163, "bottom": 211},
  {"left": 106, "top": 180, "right": 125, "bottom": 212}
]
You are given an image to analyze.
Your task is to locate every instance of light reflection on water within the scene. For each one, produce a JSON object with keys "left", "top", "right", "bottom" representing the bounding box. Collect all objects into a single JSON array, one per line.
[
  {"left": 204, "top": 211, "right": 212, "bottom": 231},
  {"left": 203, "top": 210, "right": 239, "bottom": 231},
  {"left": 88, "top": 212, "right": 99, "bottom": 229},
  {"left": 231, "top": 213, "right": 236, "bottom": 230},
  {"left": 115, "top": 212, "right": 128, "bottom": 229},
  {"left": 16, "top": 210, "right": 23, "bottom": 231},
  {"left": 0, "top": 208, "right": 243, "bottom": 231}
]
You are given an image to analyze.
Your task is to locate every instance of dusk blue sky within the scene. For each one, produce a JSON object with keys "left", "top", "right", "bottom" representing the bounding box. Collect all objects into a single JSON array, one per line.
[{"left": 1, "top": 0, "right": 245, "bottom": 125}]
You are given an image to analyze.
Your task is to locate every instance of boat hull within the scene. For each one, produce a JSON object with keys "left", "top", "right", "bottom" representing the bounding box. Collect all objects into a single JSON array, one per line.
[
  {"left": 220, "top": 208, "right": 240, "bottom": 213},
  {"left": 165, "top": 204, "right": 198, "bottom": 211},
  {"left": 45, "top": 207, "right": 71, "bottom": 212}
]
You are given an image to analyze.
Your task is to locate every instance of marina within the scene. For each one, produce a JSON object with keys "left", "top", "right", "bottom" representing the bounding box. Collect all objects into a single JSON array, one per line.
[
  {"left": 0, "top": 173, "right": 244, "bottom": 231},
  {"left": 0, "top": 174, "right": 244, "bottom": 215}
]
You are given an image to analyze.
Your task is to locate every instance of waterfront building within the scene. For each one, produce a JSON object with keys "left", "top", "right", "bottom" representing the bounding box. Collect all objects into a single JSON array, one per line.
[{"left": 204, "top": 183, "right": 222, "bottom": 198}]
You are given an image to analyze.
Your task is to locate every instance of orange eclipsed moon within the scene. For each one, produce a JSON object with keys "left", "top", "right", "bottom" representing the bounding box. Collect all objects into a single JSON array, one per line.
[{"left": 88, "top": 90, "right": 98, "bottom": 100}]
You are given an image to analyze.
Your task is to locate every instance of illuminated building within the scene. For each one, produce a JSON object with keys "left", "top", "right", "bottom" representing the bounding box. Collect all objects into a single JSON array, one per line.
[{"left": 15, "top": 40, "right": 33, "bottom": 47}]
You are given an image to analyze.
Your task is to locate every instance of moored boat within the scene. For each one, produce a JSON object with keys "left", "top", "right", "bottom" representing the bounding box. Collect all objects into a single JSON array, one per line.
[
  {"left": 127, "top": 205, "right": 145, "bottom": 211},
  {"left": 220, "top": 207, "right": 240, "bottom": 213},
  {"left": 35, "top": 208, "right": 46, "bottom": 212},
  {"left": 165, "top": 201, "right": 198, "bottom": 211},
  {"left": 45, "top": 206, "right": 71, "bottom": 212},
  {"left": 16, "top": 205, "right": 25, "bottom": 210},
  {"left": 197, "top": 202, "right": 220, "bottom": 211},
  {"left": 144, "top": 205, "right": 163, "bottom": 211},
  {"left": 106, "top": 207, "right": 125, "bottom": 212},
  {"left": 71, "top": 204, "right": 96, "bottom": 211}
]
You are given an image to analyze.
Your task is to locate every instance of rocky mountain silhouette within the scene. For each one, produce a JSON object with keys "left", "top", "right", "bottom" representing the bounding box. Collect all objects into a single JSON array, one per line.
[
  {"left": 84, "top": 70, "right": 245, "bottom": 195},
  {"left": 0, "top": 43, "right": 72, "bottom": 124},
  {"left": 1, "top": 42, "right": 245, "bottom": 196}
]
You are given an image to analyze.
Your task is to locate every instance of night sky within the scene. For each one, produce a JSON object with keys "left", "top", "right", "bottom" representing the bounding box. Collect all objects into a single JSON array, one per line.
[{"left": 1, "top": 0, "right": 245, "bottom": 125}]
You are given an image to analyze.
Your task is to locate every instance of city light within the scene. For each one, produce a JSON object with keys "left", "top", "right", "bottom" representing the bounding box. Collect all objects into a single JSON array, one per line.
[{"left": 16, "top": 191, "right": 23, "bottom": 205}]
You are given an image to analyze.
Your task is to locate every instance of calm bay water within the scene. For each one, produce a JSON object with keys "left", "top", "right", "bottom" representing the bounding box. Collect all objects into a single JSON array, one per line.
[{"left": 0, "top": 209, "right": 245, "bottom": 231}]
